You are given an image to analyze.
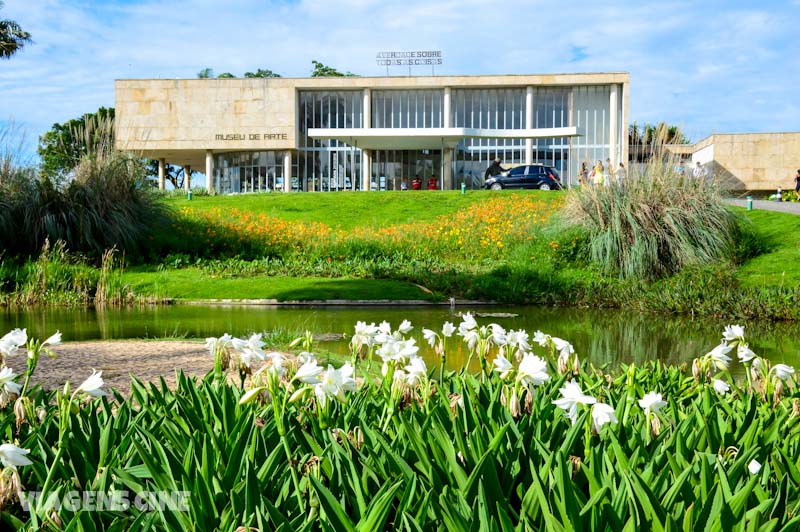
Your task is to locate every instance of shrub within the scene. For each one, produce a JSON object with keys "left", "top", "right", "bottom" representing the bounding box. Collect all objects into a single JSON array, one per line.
[
  {"left": 560, "top": 159, "right": 745, "bottom": 280},
  {"left": 0, "top": 150, "right": 169, "bottom": 259}
]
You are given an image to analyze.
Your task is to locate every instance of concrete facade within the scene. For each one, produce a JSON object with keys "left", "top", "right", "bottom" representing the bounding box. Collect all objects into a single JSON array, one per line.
[
  {"left": 682, "top": 133, "right": 800, "bottom": 191},
  {"left": 115, "top": 72, "right": 630, "bottom": 191}
]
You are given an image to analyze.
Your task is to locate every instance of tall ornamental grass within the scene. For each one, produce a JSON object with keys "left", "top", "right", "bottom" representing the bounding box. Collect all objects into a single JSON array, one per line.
[
  {"left": 561, "top": 157, "right": 745, "bottom": 280},
  {"left": 1, "top": 318, "right": 799, "bottom": 529},
  {"left": 0, "top": 117, "right": 169, "bottom": 259}
]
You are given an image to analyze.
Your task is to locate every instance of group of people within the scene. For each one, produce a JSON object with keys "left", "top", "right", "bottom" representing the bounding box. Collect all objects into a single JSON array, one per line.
[{"left": 579, "top": 159, "right": 626, "bottom": 187}]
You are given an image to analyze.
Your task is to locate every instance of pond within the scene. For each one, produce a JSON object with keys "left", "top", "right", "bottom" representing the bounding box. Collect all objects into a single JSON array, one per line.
[{"left": 3, "top": 304, "right": 800, "bottom": 374}]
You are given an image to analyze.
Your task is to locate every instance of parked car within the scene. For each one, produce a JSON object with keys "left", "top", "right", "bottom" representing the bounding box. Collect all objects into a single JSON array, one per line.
[{"left": 484, "top": 164, "right": 562, "bottom": 190}]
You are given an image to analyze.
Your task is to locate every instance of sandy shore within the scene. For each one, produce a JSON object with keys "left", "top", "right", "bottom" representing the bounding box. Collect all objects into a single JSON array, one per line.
[{"left": 8, "top": 340, "right": 212, "bottom": 396}]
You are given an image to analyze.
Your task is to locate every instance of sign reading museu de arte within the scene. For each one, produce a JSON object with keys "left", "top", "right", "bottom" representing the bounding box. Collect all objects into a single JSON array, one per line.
[
  {"left": 376, "top": 50, "right": 443, "bottom": 67},
  {"left": 214, "top": 132, "right": 288, "bottom": 141}
]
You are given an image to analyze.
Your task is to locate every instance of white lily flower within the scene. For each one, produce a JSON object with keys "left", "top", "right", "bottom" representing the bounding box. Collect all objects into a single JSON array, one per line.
[
  {"left": 458, "top": 313, "right": 477, "bottom": 336},
  {"left": 76, "top": 369, "right": 108, "bottom": 397},
  {"left": 352, "top": 321, "right": 378, "bottom": 348},
  {"left": 422, "top": 328, "right": 437, "bottom": 348},
  {"left": 712, "top": 379, "right": 730, "bottom": 394},
  {"left": 638, "top": 392, "right": 666, "bottom": 415},
  {"left": 748, "top": 459, "right": 761, "bottom": 475},
  {"left": 0, "top": 329, "right": 26, "bottom": 349},
  {"left": 314, "top": 363, "right": 357, "bottom": 407},
  {"left": 0, "top": 443, "right": 32, "bottom": 469},
  {"left": 737, "top": 344, "right": 756, "bottom": 364},
  {"left": 532, "top": 330, "right": 551, "bottom": 348},
  {"left": 295, "top": 359, "right": 324, "bottom": 384},
  {"left": 552, "top": 380, "right": 597, "bottom": 425},
  {"left": 264, "top": 352, "right": 287, "bottom": 377},
  {"left": 770, "top": 364, "right": 795, "bottom": 381},
  {"left": 489, "top": 324, "right": 507, "bottom": 345},
  {"left": 377, "top": 321, "right": 392, "bottom": 335},
  {"left": 591, "top": 403, "right": 618, "bottom": 434},
  {"left": 442, "top": 322, "right": 456, "bottom": 337},
  {"left": 492, "top": 353, "right": 514, "bottom": 380},
  {"left": 42, "top": 331, "right": 62, "bottom": 347},
  {"left": 0, "top": 367, "right": 21, "bottom": 396},
  {"left": 298, "top": 351, "right": 316, "bottom": 364},
  {"left": 723, "top": 324, "right": 745, "bottom": 343},
  {"left": 398, "top": 320, "right": 413, "bottom": 335},
  {"left": 708, "top": 343, "right": 733, "bottom": 371},
  {"left": 205, "top": 333, "right": 233, "bottom": 356},
  {"left": 0, "top": 328, "right": 27, "bottom": 357},
  {"left": 404, "top": 357, "right": 428, "bottom": 386},
  {"left": 517, "top": 354, "right": 550, "bottom": 388},
  {"left": 462, "top": 329, "right": 480, "bottom": 351},
  {"left": 505, "top": 329, "right": 530, "bottom": 353}
]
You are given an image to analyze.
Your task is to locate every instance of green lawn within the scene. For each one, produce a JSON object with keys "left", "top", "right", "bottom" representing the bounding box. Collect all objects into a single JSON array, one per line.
[
  {"left": 123, "top": 268, "right": 435, "bottom": 301},
  {"left": 166, "top": 190, "right": 554, "bottom": 230},
  {"left": 737, "top": 208, "right": 800, "bottom": 288}
]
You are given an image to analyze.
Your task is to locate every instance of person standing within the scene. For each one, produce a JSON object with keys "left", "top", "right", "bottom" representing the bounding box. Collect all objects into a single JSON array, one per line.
[
  {"left": 579, "top": 161, "right": 589, "bottom": 186},
  {"left": 693, "top": 162, "right": 707, "bottom": 178},
  {"left": 593, "top": 159, "right": 605, "bottom": 186},
  {"left": 484, "top": 157, "right": 507, "bottom": 182},
  {"left": 615, "top": 162, "right": 626, "bottom": 185},
  {"left": 794, "top": 169, "right": 800, "bottom": 198}
]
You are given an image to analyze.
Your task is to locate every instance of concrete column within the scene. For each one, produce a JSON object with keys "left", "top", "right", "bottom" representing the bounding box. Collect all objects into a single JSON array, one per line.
[
  {"left": 443, "top": 87, "right": 451, "bottom": 128},
  {"left": 525, "top": 86, "right": 534, "bottom": 165},
  {"left": 362, "top": 89, "right": 372, "bottom": 192},
  {"left": 443, "top": 148, "right": 453, "bottom": 190},
  {"left": 621, "top": 81, "right": 630, "bottom": 165},
  {"left": 184, "top": 165, "right": 191, "bottom": 192},
  {"left": 283, "top": 151, "right": 291, "bottom": 192},
  {"left": 363, "top": 89, "right": 371, "bottom": 128},
  {"left": 609, "top": 84, "right": 619, "bottom": 167},
  {"left": 157, "top": 158, "right": 165, "bottom": 190},
  {"left": 362, "top": 149, "right": 371, "bottom": 191},
  {"left": 205, "top": 150, "right": 214, "bottom": 193}
]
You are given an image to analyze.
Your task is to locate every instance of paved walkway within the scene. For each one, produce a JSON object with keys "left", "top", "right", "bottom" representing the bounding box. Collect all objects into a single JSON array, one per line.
[{"left": 727, "top": 199, "right": 800, "bottom": 215}]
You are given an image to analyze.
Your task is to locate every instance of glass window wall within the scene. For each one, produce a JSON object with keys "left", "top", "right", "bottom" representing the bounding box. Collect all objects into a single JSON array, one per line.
[
  {"left": 371, "top": 90, "right": 443, "bottom": 128},
  {"left": 213, "top": 151, "right": 285, "bottom": 194}
]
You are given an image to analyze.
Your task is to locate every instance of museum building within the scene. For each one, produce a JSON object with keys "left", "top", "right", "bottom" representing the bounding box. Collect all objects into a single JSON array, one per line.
[{"left": 114, "top": 73, "right": 629, "bottom": 192}]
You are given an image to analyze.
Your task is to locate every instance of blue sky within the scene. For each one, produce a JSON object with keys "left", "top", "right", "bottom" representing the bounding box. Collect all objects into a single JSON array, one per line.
[{"left": 2, "top": 0, "right": 799, "bottom": 153}]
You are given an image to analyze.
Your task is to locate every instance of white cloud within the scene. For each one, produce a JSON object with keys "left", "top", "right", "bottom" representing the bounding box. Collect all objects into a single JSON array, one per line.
[{"left": 1, "top": 0, "right": 798, "bottom": 145}]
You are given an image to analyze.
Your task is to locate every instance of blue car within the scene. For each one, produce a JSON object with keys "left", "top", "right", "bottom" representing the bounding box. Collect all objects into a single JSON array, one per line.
[{"left": 484, "top": 164, "right": 562, "bottom": 190}]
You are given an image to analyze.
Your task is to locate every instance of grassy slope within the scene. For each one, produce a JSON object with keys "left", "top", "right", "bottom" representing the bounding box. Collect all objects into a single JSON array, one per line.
[
  {"left": 134, "top": 194, "right": 800, "bottom": 303},
  {"left": 123, "top": 269, "right": 434, "bottom": 301},
  {"left": 736, "top": 208, "right": 800, "bottom": 287},
  {"left": 165, "top": 190, "right": 541, "bottom": 230}
]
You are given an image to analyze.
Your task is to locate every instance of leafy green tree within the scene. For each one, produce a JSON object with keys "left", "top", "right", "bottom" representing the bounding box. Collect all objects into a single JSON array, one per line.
[
  {"left": 217, "top": 72, "right": 236, "bottom": 78},
  {"left": 244, "top": 68, "right": 281, "bottom": 78},
  {"left": 197, "top": 67, "right": 214, "bottom": 79},
  {"left": 0, "top": 1, "right": 31, "bottom": 60},
  {"left": 310, "top": 60, "right": 357, "bottom": 77},
  {"left": 38, "top": 107, "right": 115, "bottom": 180},
  {"left": 145, "top": 159, "right": 197, "bottom": 190}
]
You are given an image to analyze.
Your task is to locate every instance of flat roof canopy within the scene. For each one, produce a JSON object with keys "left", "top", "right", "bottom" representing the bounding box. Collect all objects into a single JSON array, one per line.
[{"left": 308, "top": 127, "right": 578, "bottom": 150}]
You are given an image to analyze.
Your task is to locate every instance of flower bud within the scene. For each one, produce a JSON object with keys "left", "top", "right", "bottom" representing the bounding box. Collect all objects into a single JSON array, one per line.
[
  {"left": 773, "top": 379, "right": 784, "bottom": 406},
  {"left": 650, "top": 414, "right": 662, "bottom": 437},
  {"left": 13, "top": 397, "right": 27, "bottom": 429},
  {"left": 692, "top": 359, "right": 701, "bottom": 382},
  {"left": 509, "top": 390, "right": 521, "bottom": 418}
]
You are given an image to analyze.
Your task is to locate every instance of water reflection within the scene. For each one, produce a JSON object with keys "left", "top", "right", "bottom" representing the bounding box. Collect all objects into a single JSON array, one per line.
[{"left": 2, "top": 305, "right": 799, "bottom": 372}]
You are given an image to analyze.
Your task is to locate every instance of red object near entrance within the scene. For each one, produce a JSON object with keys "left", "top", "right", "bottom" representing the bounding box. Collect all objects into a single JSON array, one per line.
[
  {"left": 427, "top": 178, "right": 438, "bottom": 190},
  {"left": 412, "top": 178, "right": 422, "bottom": 190}
]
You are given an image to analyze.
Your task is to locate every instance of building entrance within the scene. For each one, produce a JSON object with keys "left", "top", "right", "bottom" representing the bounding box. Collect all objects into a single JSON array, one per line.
[{"left": 371, "top": 149, "right": 442, "bottom": 191}]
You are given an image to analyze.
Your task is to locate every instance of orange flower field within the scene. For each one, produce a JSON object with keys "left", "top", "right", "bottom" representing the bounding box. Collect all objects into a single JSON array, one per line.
[{"left": 173, "top": 195, "right": 562, "bottom": 260}]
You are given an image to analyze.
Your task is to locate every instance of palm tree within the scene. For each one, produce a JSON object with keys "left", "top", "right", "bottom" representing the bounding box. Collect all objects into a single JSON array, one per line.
[{"left": 0, "top": 1, "right": 31, "bottom": 60}]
